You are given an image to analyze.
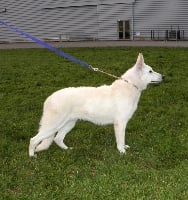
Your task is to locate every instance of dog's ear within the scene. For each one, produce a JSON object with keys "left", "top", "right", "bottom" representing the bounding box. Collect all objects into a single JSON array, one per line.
[{"left": 136, "top": 53, "right": 144, "bottom": 70}]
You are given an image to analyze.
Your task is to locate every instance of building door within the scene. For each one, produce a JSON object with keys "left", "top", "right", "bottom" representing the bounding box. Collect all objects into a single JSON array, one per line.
[{"left": 118, "top": 20, "right": 130, "bottom": 40}]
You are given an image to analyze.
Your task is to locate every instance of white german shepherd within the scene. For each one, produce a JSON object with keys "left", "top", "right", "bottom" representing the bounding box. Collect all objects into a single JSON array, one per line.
[{"left": 29, "top": 53, "right": 163, "bottom": 157}]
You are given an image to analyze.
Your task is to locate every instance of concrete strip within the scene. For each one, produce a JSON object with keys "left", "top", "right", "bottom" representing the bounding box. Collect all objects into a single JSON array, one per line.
[{"left": 0, "top": 40, "right": 188, "bottom": 49}]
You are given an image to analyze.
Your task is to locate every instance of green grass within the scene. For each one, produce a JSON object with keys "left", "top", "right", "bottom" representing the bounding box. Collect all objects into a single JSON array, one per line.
[{"left": 0, "top": 46, "right": 187, "bottom": 199}]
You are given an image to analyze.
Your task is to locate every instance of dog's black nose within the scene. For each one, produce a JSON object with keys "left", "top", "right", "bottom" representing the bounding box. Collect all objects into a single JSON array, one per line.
[{"left": 162, "top": 75, "right": 165, "bottom": 80}]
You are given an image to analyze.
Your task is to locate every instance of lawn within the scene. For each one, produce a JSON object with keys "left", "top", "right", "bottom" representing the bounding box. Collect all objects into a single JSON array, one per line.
[{"left": 0, "top": 46, "right": 187, "bottom": 199}]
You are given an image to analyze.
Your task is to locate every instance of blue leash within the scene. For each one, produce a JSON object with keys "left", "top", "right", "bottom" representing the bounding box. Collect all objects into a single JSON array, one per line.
[
  {"left": 0, "top": 20, "right": 121, "bottom": 79},
  {"left": 0, "top": 20, "right": 91, "bottom": 69}
]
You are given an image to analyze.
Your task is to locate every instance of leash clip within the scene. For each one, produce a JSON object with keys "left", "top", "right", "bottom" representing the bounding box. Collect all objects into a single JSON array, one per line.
[
  {"left": 93, "top": 68, "right": 99, "bottom": 72},
  {"left": 89, "top": 65, "right": 99, "bottom": 72}
]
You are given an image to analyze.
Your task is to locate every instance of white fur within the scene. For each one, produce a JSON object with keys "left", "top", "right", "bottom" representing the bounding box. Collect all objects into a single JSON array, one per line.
[{"left": 29, "top": 53, "right": 163, "bottom": 157}]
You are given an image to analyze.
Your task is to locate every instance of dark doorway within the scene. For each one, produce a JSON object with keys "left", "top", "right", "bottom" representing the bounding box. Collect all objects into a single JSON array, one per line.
[{"left": 118, "top": 20, "right": 130, "bottom": 40}]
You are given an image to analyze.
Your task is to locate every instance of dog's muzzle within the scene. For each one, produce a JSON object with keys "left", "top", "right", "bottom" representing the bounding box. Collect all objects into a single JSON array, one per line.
[{"left": 151, "top": 75, "right": 165, "bottom": 83}]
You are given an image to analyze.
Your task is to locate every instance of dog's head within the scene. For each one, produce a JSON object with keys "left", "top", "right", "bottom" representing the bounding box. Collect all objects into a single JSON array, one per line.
[
  {"left": 122, "top": 53, "right": 163, "bottom": 90},
  {"left": 136, "top": 53, "right": 163, "bottom": 84}
]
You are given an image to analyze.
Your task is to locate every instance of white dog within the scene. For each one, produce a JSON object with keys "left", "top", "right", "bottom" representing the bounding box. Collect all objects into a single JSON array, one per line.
[{"left": 29, "top": 53, "right": 163, "bottom": 157}]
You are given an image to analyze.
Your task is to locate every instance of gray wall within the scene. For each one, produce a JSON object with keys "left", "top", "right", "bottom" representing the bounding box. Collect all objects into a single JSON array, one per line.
[
  {"left": 134, "top": 0, "right": 188, "bottom": 40},
  {"left": 0, "top": 0, "right": 187, "bottom": 41}
]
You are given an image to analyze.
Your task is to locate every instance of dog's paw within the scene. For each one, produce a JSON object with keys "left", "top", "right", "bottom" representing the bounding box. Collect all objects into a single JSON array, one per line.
[
  {"left": 117, "top": 145, "right": 130, "bottom": 154},
  {"left": 117, "top": 145, "right": 126, "bottom": 154},
  {"left": 32, "top": 154, "right": 37, "bottom": 158},
  {"left": 124, "top": 145, "right": 130, "bottom": 150},
  {"left": 29, "top": 152, "right": 37, "bottom": 158},
  {"left": 29, "top": 149, "right": 35, "bottom": 157}
]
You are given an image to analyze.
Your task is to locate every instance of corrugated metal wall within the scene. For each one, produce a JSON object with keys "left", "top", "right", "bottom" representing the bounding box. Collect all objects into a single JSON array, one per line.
[
  {"left": 0, "top": 1, "right": 46, "bottom": 41},
  {"left": 0, "top": 0, "right": 187, "bottom": 41},
  {"left": 40, "top": 6, "right": 98, "bottom": 40},
  {"left": 134, "top": 0, "right": 188, "bottom": 40},
  {"left": 0, "top": 0, "right": 99, "bottom": 41},
  {"left": 99, "top": 3, "right": 132, "bottom": 40}
]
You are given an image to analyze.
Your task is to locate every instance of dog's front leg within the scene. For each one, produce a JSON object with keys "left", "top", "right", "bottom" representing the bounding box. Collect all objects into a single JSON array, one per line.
[{"left": 114, "top": 120, "right": 129, "bottom": 154}]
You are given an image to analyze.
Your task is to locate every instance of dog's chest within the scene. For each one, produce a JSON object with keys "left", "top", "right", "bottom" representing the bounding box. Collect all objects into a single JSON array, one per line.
[{"left": 113, "top": 87, "right": 141, "bottom": 119}]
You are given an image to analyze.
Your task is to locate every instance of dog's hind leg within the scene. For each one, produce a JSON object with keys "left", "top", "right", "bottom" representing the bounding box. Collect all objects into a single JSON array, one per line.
[
  {"left": 35, "top": 135, "right": 55, "bottom": 153},
  {"left": 54, "top": 120, "right": 76, "bottom": 150},
  {"left": 29, "top": 129, "right": 56, "bottom": 157}
]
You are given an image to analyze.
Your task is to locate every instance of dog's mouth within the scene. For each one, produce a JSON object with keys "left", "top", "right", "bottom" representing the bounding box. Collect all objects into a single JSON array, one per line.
[
  {"left": 151, "top": 80, "right": 161, "bottom": 83},
  {"left": 151, "top": 75, "right": 164, "bottom": 83}
]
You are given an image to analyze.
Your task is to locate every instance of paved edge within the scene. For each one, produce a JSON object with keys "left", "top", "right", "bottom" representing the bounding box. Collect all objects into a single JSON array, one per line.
[{"left": 0, "top": 40, "right": 188, "bottom": 49}]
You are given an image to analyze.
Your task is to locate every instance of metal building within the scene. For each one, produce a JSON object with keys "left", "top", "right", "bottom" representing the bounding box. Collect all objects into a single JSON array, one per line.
[{"left": 0, "top": 0, "right": 188, "bottom": 41}]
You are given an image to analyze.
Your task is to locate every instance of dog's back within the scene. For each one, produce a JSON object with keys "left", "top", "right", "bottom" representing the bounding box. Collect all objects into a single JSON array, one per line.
[{"left": 43, "top": 81, "right": 140, "bottom": 126}]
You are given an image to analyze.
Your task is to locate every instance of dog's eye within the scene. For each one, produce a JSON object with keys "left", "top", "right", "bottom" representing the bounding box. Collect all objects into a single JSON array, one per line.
[{"left": 149, "top": 70, "right": 153, "bottom": 73}]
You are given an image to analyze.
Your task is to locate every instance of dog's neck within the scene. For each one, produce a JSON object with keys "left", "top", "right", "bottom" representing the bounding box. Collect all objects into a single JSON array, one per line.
[{"left": 119, "top": 77, "right": 141, "bottom": 91}]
